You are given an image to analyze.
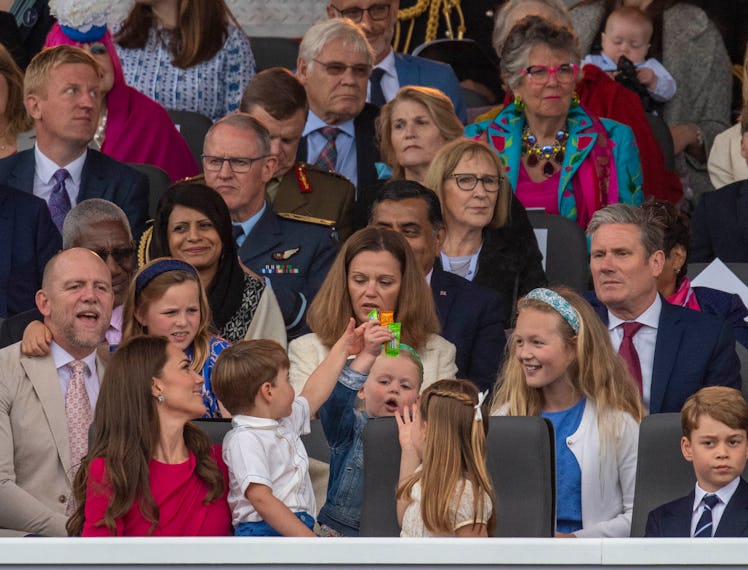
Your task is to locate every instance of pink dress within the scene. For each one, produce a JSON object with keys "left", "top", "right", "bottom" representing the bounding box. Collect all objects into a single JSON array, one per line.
[{"left": 82, "top": 445, "right": 232, "bottom": 536}]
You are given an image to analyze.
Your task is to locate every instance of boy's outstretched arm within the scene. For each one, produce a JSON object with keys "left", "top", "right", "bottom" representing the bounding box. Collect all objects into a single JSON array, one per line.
[
  {"left": 301, "top": 318, "right": 391, "bottom": 415},
  {"left": 245, "top": 483, "right": 316, "bottom": 537}
]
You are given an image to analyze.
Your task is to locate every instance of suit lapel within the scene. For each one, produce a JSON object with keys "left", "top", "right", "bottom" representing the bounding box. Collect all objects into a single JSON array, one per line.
[
  {"left": 651, "top": 300, "right": 683, "bottom": 413},
  {"left": 238, "top": 208, "right": 283, "bottom": 265},
  {"left": 430, "top": 263, "right": 457, "bottom": 322},
  {"left": 715, "top": 479, "right": 748, "bottom": 537},
  {"left": 393, "top": 53, "right": 411, "bottom": 84},
  {"left": 663, "top": 492, "right": 695, "bottom": 537},
  {"left": 20, "top": 354, "right": 72, "bottom": 484},
  {"left": 11, "top": 150, "right": 36, "bottom": 194}
]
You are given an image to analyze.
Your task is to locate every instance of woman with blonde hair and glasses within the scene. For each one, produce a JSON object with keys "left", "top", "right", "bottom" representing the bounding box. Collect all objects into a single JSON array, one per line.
[
  {"left": 425, "top": 138, "right": 546, "bottom": 324},
  {"left": 465, "top": 15, "right": 643, "bottom": 230}
]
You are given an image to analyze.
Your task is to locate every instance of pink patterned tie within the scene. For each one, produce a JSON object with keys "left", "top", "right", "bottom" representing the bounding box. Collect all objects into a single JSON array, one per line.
[
  {"left": 618, "top": 322, "right": 644, "bottom": 395},
  {"left": 66, "top": 360, "right": 91, "bottom": 471},
  {"left": 313, "top": 126, "right": 341, "bottom": 172}
]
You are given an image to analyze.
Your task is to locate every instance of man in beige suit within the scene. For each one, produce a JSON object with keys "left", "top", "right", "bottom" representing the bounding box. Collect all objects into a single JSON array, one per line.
[{"left": 0, "top": 248, "right": 113, "bottom": 536}]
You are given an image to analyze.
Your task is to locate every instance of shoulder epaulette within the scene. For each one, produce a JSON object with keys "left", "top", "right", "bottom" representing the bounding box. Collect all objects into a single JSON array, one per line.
[{"left": 277, "top": 211, "right": 336, "bottom": 227}]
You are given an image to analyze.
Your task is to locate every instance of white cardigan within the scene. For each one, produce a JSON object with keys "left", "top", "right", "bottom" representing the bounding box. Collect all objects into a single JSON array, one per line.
[
  {"left": 494, "top": 400, "right": 639, "bottom": 538},
  {"left": 708, "top": 123, "right": 748, "bottom": 190},
  {"left": 288, "top": 332, "right": 457, "bottom": 394}
]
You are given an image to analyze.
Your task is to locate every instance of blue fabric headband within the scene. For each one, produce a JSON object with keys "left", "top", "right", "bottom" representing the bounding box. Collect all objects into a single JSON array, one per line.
[
  {"left": 60, "top": 24, "right": 107, "bottom": 43},
  {"left": 135, "top": 259, "right": 198, "bottom": 296},
  {"left": 524, "top": 288, "right": 580, "bottom": 333}
]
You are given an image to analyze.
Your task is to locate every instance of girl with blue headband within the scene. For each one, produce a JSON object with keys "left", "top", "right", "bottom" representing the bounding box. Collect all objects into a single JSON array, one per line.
[
  {"left": 492, "top": 286, "right": 643, "bottom": 537},
  {"left": 122, "top": 257, "right": 229, "bottom": 418}
]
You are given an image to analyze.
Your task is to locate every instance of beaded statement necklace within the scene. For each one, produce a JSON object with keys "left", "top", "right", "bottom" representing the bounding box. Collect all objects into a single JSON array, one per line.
[{"left": 521, "top": 125, "right": 569, "bottom": 177}]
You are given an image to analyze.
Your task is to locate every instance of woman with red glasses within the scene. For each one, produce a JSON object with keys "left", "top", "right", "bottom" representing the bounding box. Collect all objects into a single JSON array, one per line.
[{"left": 465, "top": 16, "right": 643, "bottom": 230}]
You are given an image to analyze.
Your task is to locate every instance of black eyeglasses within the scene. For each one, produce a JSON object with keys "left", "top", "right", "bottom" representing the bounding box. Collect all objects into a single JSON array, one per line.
[
  {"left": 448, "top": 174, "right": 502, "bottom": 192},
  {"left": 92, "top": 245, "right": 136, "bottom": 267},
  {"left": 330, "top": 3, "right": 391, "bottom": 22},
  {"left": 312, "top": 59, "right": 372, "bottom": 78},
  {"left": 201, "top": 155, "right": 268, "bottom": 173}
]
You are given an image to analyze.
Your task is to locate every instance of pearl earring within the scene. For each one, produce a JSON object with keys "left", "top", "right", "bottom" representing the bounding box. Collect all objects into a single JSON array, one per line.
[{"left": 157, "top": 394, "right": 165, "bottom": 403}]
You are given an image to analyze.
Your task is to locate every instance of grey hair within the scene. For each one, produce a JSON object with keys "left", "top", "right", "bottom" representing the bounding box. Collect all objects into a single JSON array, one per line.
[
  {"left": 298, "top": 18, "right": 374, "bottom": 68},
  {"left": 500, "top": 15, "right": 581, "bottom": 91},
  {"left": 586, "top": 204, "right": 665, "bottom": 258},
  {"left": 62, "top": 199, "right": 131, "bottom": 249},
  {"left": 492, "top": 0, "right": 572, "bottom": 55},
  {"left": 205, "top": 112, "right": 272, "bottom": 156}
]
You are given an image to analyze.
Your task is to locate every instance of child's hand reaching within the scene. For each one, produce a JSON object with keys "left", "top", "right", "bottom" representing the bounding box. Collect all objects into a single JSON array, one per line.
[
  {"left": 21, "top": 320, "right": 53, "bottom": 357},
  {"left": 395, "top": 403, "right": 420, "bottom": 454},
  {"left": 348, "top": 319, "right": 393, "bottom": 374}
]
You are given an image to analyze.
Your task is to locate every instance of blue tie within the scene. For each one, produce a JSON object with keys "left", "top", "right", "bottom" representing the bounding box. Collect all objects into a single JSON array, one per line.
[
  {"left": 49, "top": 168, "right": 71, "bottom": 232},
  {"left": 231, "top": 224, "right": 244, "bottom": 244},
  {"left": 369, "top": 67, "right": 386, "bottom": 106},
  {"left": 694, "top": 494, "right": 720, "bottom": 537}
]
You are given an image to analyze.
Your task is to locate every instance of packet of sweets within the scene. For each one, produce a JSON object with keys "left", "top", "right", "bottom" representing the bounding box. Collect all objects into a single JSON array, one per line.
[
  {"left": 385, "top": 322, "right": 401, "bottom": 357},
  {"left": 367, "top": 309, "right": 379, "bottom": 321},
  {"left": 380, "top": 311, "right": 394, "bottom": 326}
]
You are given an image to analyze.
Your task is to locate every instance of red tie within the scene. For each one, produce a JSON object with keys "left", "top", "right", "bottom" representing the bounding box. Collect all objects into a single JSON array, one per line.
[
  {"left": 619, "top": 322, "right": 644, "bottom": 394},
  {"left": 313, "top": 127, "right": 341, "bottom": 172}
]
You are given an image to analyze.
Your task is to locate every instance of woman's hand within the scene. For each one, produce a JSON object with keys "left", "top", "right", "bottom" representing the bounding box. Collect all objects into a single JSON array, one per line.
[{"left": 21, "top": 321, "right": 53, "bottom": 357}]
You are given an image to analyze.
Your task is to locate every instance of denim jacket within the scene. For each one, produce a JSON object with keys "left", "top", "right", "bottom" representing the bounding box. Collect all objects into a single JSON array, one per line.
[{"left": 317, "top": 365, "right": 369, "bottom": 536}]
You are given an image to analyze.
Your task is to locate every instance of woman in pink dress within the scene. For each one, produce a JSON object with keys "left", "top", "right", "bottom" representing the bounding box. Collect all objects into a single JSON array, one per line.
[{"left": 67, "top": 335, "right": 231, "bottom": 536}]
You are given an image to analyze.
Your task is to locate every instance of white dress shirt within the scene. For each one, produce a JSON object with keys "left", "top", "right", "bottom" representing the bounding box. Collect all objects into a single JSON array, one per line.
[
  {"left": 33, "top": 145, "right": 86, "bottom": 206},
  {"left": 608, "top": 295, "right": 661, "bottom": 410},
  {"left": 691, "top": 477, "right": 741, "bottom": 537}
]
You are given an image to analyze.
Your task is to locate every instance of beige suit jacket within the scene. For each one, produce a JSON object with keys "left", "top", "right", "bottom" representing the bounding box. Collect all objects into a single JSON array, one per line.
[{"left": 0, "top": 342, "right": 105, "bottom": 537}]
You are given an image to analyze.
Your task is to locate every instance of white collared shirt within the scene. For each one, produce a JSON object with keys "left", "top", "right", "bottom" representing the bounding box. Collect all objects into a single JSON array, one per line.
[
  {"left": 367, "top": 48, "right": 399, "bottom": 104},
  {"left": 33, "top": 144, "right": 87, "bottom": 206},
  {"left": 222, "top": 397, "right": 314, "bottom": 526},
  {"left": 50, "top": 341, "right": 100, "bottom": 409},
  {"left": 691, "top": 477, "right": 740, "bottom": 536},
  {"left": 608, "top": 295, "right": 661, "bottom": 411}
]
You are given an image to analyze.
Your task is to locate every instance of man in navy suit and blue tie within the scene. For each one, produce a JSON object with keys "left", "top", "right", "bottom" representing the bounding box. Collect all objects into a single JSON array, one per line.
[
  {"left": 326, "top": 0, "right": 467, "bottom": 123},
  {"left": 0, "top": 46, "right": 148, "bottom": 237},
  {"left": 586, "top": 204, "right": 741, "bottom": 414},
  {"left": 369, "top": 179, "right": 505, "bottom": 392},
  {"left": 646, "top": 386, "right": 748, "bottom": 537}
]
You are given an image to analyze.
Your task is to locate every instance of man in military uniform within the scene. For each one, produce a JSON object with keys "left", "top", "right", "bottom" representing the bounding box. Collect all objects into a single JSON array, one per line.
[
  {"left": 202, "top": 113, "right": 338, "bottom": 339},
  {"left": 240, "top": 67, "right": 355, "bottom": 242}
]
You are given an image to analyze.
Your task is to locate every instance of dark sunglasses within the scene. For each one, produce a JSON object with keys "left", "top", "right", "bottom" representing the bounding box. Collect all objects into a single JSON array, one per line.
[{"left": 92, "top": 245, "right": 137, "bottom": 267}]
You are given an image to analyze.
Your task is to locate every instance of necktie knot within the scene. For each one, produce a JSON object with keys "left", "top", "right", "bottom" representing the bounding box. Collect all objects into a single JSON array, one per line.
[
  {"left": 703, "top": 494, "right": 720, "bottom": 510},
  {"left": 319, "top": 126, "right": 340, "bottom": 142},
  {"left": 621, "top": 321, "right": 643, "bottom": 339},
  {"left": 68, "top": 359, "right": 88, "bottom": 377},
  {"left": 370, "top": 67, "right": 386, "bottom": 82},
  {"left": 231, "top": 224, "right": 244, "bottom": 241},
  {"left": 53, "top": 168, "right": 70, "bottom": 184}
]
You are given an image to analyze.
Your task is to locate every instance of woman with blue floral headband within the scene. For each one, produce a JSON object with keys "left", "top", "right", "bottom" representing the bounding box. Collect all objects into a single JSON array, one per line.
[
  {"left": 121, "top": 258, "right": 229, "bottom": 418},
  {"left": 491, "top": 286, "right": 643, "bottom": 537}
]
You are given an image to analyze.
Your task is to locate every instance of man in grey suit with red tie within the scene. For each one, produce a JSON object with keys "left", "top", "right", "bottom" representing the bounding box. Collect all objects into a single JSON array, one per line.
[
  {"left": 0, "top": 248, "right": 113, "bottom": 536},
  {"left": 585, "top": 204, "right": 741, "bottom": 414}
]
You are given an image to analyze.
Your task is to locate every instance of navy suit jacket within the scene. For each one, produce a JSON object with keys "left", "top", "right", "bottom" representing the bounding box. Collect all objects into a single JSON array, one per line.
[
  {"left": 394, "top": 52, "right": 467, "bottom": 123},
  {"left": 0, "top": 185, "right": 61, "bottom": 318},
  {"left": 237, "top": 206, "right": 337, "bottom": 340},
  {"left": 431, "top": 261, "right": 505, "bottom": 393},
  {"left": 0, "top": 148, "right": 149, "bottom": 237},
  {"left": 646, "top": 478, "right": 748, "bottom": 537},
  {"left": 690, "top": 179, "right": 748, "bottom": 263},
  {"left": 297, "top": 103, "right": 381, "bottom": 199},
  {"left": 586, "top": 293, "right": 741, "bottom": 413}
]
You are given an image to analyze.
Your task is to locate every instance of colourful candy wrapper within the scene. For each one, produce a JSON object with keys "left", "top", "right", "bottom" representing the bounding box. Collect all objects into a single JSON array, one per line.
[
  {"left": 380, "top": 311, "right": 394, "bottom": 326},
  {"left": 367, "top": 309, "right": 379, "bottom": 321},
  {"left": 386, "top": 322, "right": 401, "bottom": 357}
]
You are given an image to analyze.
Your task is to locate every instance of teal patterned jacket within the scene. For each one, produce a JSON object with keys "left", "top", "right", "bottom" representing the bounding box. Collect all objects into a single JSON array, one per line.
[{"left": 465, "top": 103, "right": 643, "bottom": 228}]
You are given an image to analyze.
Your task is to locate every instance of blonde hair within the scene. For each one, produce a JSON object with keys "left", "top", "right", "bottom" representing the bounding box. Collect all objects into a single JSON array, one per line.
[
  {"left": 306, "top": 227, "right": 440, "bottom": 350},
  {"left": 0, "top": 44, "right": 32, "bottom": 138},
  {"left": 122, "top": 258, "right": 214, "bottom": 374},
  {"left": 398, "top": 379, "right": 496, "bottom": 535},
  {"left": 376, "top": 86, "right": 464, "bottom": 180},
  {"left": 24, "top": 44, "right": 101, "bottom": 98},
  {"left": 424, "top": 138, "right": 511, "bottom": 229},
  {"left": 492, "top": 287, "right": 643, "bottom": 440}
]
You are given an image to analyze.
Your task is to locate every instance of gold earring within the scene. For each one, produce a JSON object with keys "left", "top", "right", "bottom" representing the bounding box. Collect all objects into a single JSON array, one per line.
[{"left": 513, "top": 95, "right": 525, "bottom": 111}]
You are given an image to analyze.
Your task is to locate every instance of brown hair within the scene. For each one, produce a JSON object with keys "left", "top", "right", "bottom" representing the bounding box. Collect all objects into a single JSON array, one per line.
[
  {"left": 66, "top": 335, "right": 224, "bottom": 536},
  {"left": 0, "top": 44, "right": 32, "bottom": 138},
  {"left": 212, "top": 339, "right": 290, "bottom": 415},
  {"left": 375, "top": 86, "right": 464, "bottom": 180},
  {"left": 306, "top": 227, "right": 440, "bottom": 350},
  {"left": 122, "top": 258, "right": 213, "bottom": 374},
  {"left": 115, "top": 0, "right": 239, "bottom": 68},
  {"left": 397, "top": 379, "right": 496, "bottom": 535},
  {"left": 681, "top": 386, "right": 748, "bottom": 439},
  {"left": 424, "top": 138, "right": 511, "bottom": 229},
  {"left": 240, "top": 67, "right": 308, "bottom": 119},
  {"left": 24, "top": 45, "right": 101, "bottom": 98}
]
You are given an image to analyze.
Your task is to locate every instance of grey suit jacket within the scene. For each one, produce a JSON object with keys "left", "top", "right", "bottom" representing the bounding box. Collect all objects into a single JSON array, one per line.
[{"left": 0, "top": 343, "right": 105, "bottom": 536}]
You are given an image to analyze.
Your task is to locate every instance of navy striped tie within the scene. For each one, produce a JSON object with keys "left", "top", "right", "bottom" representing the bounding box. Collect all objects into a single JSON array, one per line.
[{"left": 694, "top": 494, "right": 720, "bottom": 537}]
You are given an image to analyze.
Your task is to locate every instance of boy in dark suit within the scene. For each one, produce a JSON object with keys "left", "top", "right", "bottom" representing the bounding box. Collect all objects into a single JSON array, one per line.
[{"left": 646, "top": 387, "right": 748, "bottom": 537}]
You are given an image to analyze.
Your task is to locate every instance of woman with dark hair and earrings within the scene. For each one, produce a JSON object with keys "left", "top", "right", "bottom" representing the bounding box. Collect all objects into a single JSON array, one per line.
[{"left": 466, "top": 16, "right": 643, "bottom": 230}]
